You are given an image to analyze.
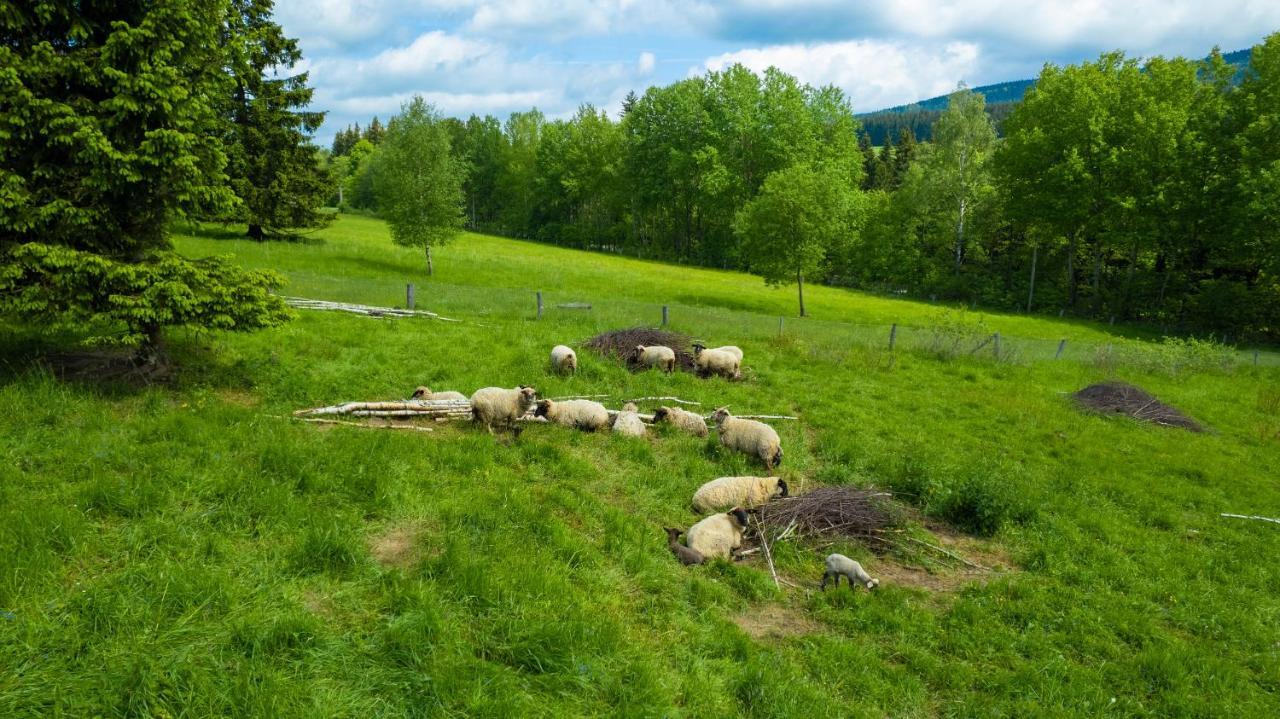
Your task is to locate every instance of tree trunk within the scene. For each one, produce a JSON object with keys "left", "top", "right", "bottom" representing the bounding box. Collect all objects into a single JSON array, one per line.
[
  {"left": 247, "top": 223, "right": 264, "bottom": 241},
  {"left": 1026, "top": 243, "right": 1038, "bottom": 313},
  {"left": 797, "top": 269, "right": 807, "bottom": 318},
  {"left": 1091, "top": 245, "right": 1103, "bottom": 313},
  {"left": 954, "top": 198, "right": 966, "bottom": 272},
  {"left": 425, "top": 245, "right": 434, "bottom": 276},
  {"left": 134, "top": 324, "right": 164, "bottom": 369},
  {"left": 1066, "top": 233, "right": 1078, "bottom": 309},
  {"left": 337, "top": 183, "right": 344, "bottom": 208}
]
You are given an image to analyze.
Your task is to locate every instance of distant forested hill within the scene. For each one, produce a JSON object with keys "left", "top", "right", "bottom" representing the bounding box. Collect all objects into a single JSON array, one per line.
[{"left": 859, "top": 48, "right": 1253, "bottom": 144}]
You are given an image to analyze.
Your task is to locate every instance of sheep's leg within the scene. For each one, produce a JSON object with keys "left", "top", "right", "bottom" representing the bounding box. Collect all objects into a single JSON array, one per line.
[{"left": 820, "top": 571, "right": 831, "bottom": 590}]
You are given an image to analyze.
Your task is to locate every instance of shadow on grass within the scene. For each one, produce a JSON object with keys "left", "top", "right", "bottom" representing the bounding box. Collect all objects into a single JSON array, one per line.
[{"left": 177, "top": 221, "right": 327, "bottom": 246}]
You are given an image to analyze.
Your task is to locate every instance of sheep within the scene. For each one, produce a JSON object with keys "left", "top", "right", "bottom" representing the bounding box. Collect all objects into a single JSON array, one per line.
[
  {"left": 691, "top": 343, "right": 740, "bottom": 380},
  {"left": 651, "top": 406, "right": 709, "bottom": 438},
  {"left": 711, "top": 408, "right": 782, "bottom": 471},
  {"left": 663, "top": 527, "right": 705, "bottom": 565},
  {"left": 534, "top": 398, "right": 611, "bottom": 431},
  {"left": 470, "top": 386, "right": 538, "bottom": 434},
  {"left": 411, "top": 386, "right": 468, "bottom": 401},
  {"left": 549, "top": 345, "right": 578, "bottom": 374},
  {"left": 691, "top": 476, "right": 788, "bottom": 513},
  {"left": 685, "top": 508, "right": 750, "bottom": 560},
  {"left": 612, "top": 402, "right": 647, "bottom": 438},
  {"left": 820, "top": 554, "right": 880, "bottom": 591},
  {"left": 630, "top": 344, "right": 676, "bottom": 373}
]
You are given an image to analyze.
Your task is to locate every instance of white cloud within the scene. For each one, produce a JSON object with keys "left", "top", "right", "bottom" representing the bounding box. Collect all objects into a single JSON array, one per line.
[
  {"left": 701, "top": 40, "right": 982, "bottom": 112},
  {"left": 638, "top": 51, "right": 656, "bottom": 75}
]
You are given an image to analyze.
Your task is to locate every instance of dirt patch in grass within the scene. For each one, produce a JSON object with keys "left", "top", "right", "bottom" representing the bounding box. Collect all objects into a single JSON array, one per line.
[
  {"left": 733, "top": 603, "right": 823, "bottom": 640},
  {"left": 216, "top": 388, "right": 260, "bottom": 408},
  {"left": 1072, "top": 382, "right": 1203, "bottom": 432},
  {"left": 368, "top": 524, "right": 423, "bottom": 569}
]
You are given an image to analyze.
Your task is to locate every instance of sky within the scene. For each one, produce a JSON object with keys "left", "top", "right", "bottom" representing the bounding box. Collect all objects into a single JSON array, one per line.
[{"left": 275, "top": 0, "right": 1280, "bottom": 147}]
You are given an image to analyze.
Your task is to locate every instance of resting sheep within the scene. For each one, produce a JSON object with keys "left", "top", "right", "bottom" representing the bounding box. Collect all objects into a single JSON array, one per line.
[
  {"left": 712, "top": 408, "right": 782, "bottom": 471},
  {"left": 612, "top": 402, "right": 647, "bottom": 437},
  {"left": 652, "top": 406, "right": 709, "bottom": 438},
  {"left": 685, "top": 508, "right": 749, "bottom": 560},
  {"left": 411, "top": 386, "right": 469, "bottom": 401},
  {"left": 470, "top": 386, "right": 538, "bottom": 434},
  {"left": 534, "top": 398, "right": 611, "bottom": 431},
  {"left": 692, "top": 476, "right": 788, "bottom": 513},
  {"left": 664, "top": 527, "right": 705, "bottom": 565},
  {"left": 692, "top": 343, "right": 742, "bottom": 379},
  {"left": 820, "top": 554, "right": 880, "bottom": 591},
  {"left": 550, "top": 345, "right": 578, "bottom": 374},
  {"left": 630, "top": 344, "right": 676, "bottom": 373}
]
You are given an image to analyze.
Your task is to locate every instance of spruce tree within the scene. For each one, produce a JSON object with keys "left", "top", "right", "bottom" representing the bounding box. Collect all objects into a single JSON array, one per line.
[
  {"left": 364, "top": 116, "right": 386, "bottom": 144},
  {"left": 858, "top": 132, "right": 877, "bottom": 190},
  {"left": 222, "top": 0, "right": 330, "bottom": 240},
  {"left": 893, "top": 127, "right": 916, "bottom": 188},
  {"left": 876, "top": 135, "right": 896, "bottom": 190}
]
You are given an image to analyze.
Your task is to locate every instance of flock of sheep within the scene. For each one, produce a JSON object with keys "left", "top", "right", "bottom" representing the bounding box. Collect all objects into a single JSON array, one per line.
[{"left": 415, "top": 339, "right": 877, "bottom": 593}]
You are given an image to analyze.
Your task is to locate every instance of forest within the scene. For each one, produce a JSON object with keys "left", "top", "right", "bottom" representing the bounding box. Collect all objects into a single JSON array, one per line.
[{"left": 330, "top": 42, "right": 1280, "bottom": 340}]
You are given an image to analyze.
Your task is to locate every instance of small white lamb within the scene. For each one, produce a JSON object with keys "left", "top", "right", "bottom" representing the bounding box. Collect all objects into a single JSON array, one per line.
[{"left": 820, "top": 553, "right": 880, "bottom": 591}]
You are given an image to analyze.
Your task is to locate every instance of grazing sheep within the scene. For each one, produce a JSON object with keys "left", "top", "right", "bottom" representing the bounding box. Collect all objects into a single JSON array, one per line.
[
  {"left": 652, "top": 406, "right": 709, "bottom": 438},
  {"left": 612, "top": 402, "right": 647, "bottom": 438},
  {"left": 534, "top": 398, "right": 611, "bottom": 431},
  {"left": 820, "top": 553, "right": 880, "bottom": 591},
  {"left": 663, "top": 527, "right": 705, "bottom": 565},
  {"left": 411, "top": 386, "right": 468, "bottom": 401},
  {"left": 470, "top": 386, "right": 538, "bottom": 434},
  {"left": 685, "top": 508, "right": 750, "bottom": 560},
  {"left": 711, "top": 345, "right": 744, "bottom": 363},
  {"left": 712, "top": 408, "right": 782, "bottom": 471},
  {"left": 630, "top": 344, "right": 676, "bottom": 373},
  {"left": 692, "top": 476, "right": 789, "bottom": 513},
  {"left": 550, "top": 345, "right": 578, "bottom": 374},
  {"left": 691, "top": 343, "right": 741, "bottom": 380}
]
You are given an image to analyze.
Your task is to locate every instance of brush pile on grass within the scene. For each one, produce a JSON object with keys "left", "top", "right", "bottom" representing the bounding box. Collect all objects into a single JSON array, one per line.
[
  {"left": 757, "top": 486, "right": 898, "bottom": 541},
  {"left": 584, "top": 327, "right": 696, "bottom": 371},
  {"left": 1072, "top": 382, "right": 1203, "bottom": 432}
]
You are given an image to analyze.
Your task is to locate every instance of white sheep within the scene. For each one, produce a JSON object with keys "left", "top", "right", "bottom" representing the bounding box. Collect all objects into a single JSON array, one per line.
[
  {"left": 411, "top": 386, "right": 468, "bottom": 401},
  {"left": 712, "top": 408, "right": 782, "bottom": 471},
  {"left": 652, "top": 406, "right": 709, "bottom": 438},
  {"left": 630, "top": 344, "right": 676, "bottom": 373},
  {"left": 685, "top": 508, "right": 750, "bottom": 560},
  {"left": 691, "top": 476, "right": 789, "bottom": 513},
  {"left": 549, "top": 345, "right": 578, "bottom": 374},
  {"left": 534, "top": 398, "right": 611, "bottom": 431},
  {"left": 612, "top": 402, "right": 647, "bottom": 437},
  {"left": 470, "top": 386, "right": 538, "bottom": 434},
  {"left": 691, "top": 343, "right": 740, "bottom": 380},
  {"left": 711, "top": 345, "right": 744, "bottom": 362},
  {"left": 821, "top": 554, "right": 880, "bottom": 591}
]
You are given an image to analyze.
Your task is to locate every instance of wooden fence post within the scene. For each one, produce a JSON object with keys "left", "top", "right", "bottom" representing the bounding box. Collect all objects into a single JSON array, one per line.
[
  {"left": 1055, "top": 339, "right": 1067, "bottom": 360},
  {"left": 662, "top": 305, "right": 669, "bottom": 327},
  {"left": 1254, "top": 350, "right": 1260, "bottom": 367},
  {"left": 993, "top": 331, "right": 1001, "bottom": 359},
  {"left": 778, "top": 316, "right": 784, "bottom": 335},
  {"left": 536, "top": 291, "right": 543, "bottom": 320},
  {"left": 888, "top": 323, "right": 897, "bottom": 351},
  {"left": 406, "top": 283, "right": 415, "bottom": 310}
]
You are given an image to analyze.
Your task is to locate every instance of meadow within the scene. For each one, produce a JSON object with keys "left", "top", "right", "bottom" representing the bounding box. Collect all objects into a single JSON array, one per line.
[{"left": 2, "top": 214, "right": 1279, "bottom": 717}]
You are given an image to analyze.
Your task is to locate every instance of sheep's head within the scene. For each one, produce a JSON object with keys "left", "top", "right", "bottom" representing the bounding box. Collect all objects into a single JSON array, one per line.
[
  {"left": 622, "top": 402, "right": 638, "bottom": 412},
  {"left": 652, "top": 407, "right": 669, "bottom": 422},
  {"left": 630, "top": 345, "right": 645, "bottom": 362},
  {"left": 517, "top": 386, "right": 538, "bottom": 408},
  {"left": 728, "top": 507, "right": 749, "bottom": 528},
  {"left": 663, "top": 527, "right": 682, "bottom": 542},
  {"left": 691, "top": 342, "right": 705, "bottom": 357},
  {"left": 865, "top": 578, "right": 880, "bottom": 590},
  {"left": 775, "top": 478, "right": 789, "bottom": 498},
  {"left": 533, "top": 399, "right": 553, "bottom": 418},
  {"left": 411, "top": 386, "right": 431, "bottom": 399},
  {"left": 711, "top": 407, "right": 731, "bottom": 424}
]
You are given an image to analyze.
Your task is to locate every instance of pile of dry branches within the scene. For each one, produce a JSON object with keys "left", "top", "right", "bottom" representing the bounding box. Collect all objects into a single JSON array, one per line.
[
  {"left": 757, "top": 486, "right": 898, "bottom": 541},
  {"left": 1072, "top": 382, "right": 1203, "bottom": 432},
  {"left": 584, "top": 327, "right": 696, "bottom": 371}
]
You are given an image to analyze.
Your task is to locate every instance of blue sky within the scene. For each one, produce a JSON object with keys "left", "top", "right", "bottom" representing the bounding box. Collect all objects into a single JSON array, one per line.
[{"left": 275, "top": 1, "right": 1280, "bottom": 146}]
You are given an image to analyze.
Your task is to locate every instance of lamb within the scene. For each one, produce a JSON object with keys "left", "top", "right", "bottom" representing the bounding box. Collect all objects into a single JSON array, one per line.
[
  {"left": 691, "top": 476, "right": 788, "bottom": 513},
  {"left": 469, "top": 386, "right": 538, "bottom": 434},
  {"left": 820, "top": 553, "right": 880, "bottom": 591},
  {"left": 652, "top": 406, "right": 709, "bottom": 438},
  {"left": 549, "top": 345, "right": 578, "bottom": 374},
  {"left": 711, "top": 408, "right": 782, "bottom": 471},
  {"left": 691, "top": 343, "right": 740, "bottom": 380},
  {"left": 663, "top": 527, "right": 705, "bottom": 565},
  {"left": 630, "top": 344, "right": 676, "bottom": 373},
  {"left": 685, "top": 508, "right": 750, "bottom": 560},
  {"left": 411, "top": 386, "right": 468, "bottom": 401},
  {"left": 612, "top": 402, "right": 647, "bottom": 437},
  {"left": 534, "top": 398, "right": 611, "bottom": 431}
]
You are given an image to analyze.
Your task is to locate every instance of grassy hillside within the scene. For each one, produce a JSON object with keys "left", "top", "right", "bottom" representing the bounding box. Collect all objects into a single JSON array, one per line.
[{"left": 2, "top": 214, "right": 1278, "bottom": 717}]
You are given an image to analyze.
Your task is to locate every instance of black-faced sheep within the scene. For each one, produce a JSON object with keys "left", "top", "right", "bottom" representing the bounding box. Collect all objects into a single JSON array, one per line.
[
  {"left": 711, "top": 408, "right": 782, "bottom": 471},
  {"left": 685, "top": 507, "right": 750, "bottom": 560},
  {"left": 470, "top": 386, "right": 538, "bottom": 434},
  {"left": 652, "top": 406, "right": 709, "bottom": 438},
  {"left": 612, "top": 402, "right": 646, "bottom": 437},
  {"left": 691, "top": 343, "right": 741, "bottom": 380},
  {"left": 630, "top": 344, "right": 675, "bottom": 373},
  {"left": 411, "top": 386, "right": 469, "bottom": 401},
  {"left": 534, "top": 398, "right": 611, "bottom": 431},
  {"left": 550, "top": 345, "right": 578, "bottom": 374},
  {"left": 820, "top": 553, "right": 880, "bottom": 591},
  {"left": 663, "top": 527, "right": 705, "bottom": 565},
  {"left": 691, "top": 476, "right": 788, "bottom": 513}
]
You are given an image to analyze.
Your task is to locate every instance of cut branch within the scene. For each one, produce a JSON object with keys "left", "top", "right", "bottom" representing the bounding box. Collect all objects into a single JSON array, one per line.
[
  {"left": 1221, "top": 513, "right": 1280, "bottom": 525},
  {"left": 282, "top": 296, "right": 460, "bottom": 322},
  {"left": 626, "top": 396, "right": 701, "bottom": 406}
]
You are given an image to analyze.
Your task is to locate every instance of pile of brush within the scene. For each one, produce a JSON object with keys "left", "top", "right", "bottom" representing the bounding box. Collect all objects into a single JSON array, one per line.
[
  {"left": 756, "top": 486, "right": 898, "bottom": 541},
  {"left": 584, "top": 327, "right": 696, "bottom": 371}
]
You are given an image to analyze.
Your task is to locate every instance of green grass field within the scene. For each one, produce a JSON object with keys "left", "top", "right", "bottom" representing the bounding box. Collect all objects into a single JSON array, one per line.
[{"left": 2, "top": 214, "right": 1279, "bottom": 717}]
